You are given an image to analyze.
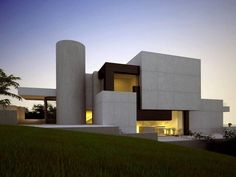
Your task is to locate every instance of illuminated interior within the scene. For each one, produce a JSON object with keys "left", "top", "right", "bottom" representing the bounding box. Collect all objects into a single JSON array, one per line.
[
  {"left": 114, "top": 74, "right": 139, "bottom": 92},
  {"left": 136, "top": 111, "right": 183, "bottom": 136},
  {"left": 86, "top": 110, "right": 92, "bottom": 124}
]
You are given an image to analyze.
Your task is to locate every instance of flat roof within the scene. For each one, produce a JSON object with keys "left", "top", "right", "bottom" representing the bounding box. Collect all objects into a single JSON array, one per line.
[{"left": 18, "top": 87, "right": 56, "bottom": 100}]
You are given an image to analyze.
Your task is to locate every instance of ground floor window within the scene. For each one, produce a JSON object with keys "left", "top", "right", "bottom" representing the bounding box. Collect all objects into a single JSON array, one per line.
[
  {"left": 86, "top": 110, "right": 92, "bottom": 124},
  {"left": 136, "top": 111, "right": 183, "bottom": 136}
]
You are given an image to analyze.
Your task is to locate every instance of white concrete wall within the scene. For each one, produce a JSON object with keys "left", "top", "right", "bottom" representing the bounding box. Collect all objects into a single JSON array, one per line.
[
  {"left": 16, "top": 107, "right": 26, "bottom": 123},
  {"left": 56, "top": 40, "right": 85, "bottom": 125},
  {"left": 92, "top": 71, "right": 102, "bottom": 122},
  {"left": 127, "top": 52, "right": 142, "bottom": 66},
  {"left": 189, "top": 99, "right": 224, "bottom": 135},
  {"left": 94, "top": 91, "right": 136, "bottom": 133},
  {"left": 128, "top": 51, "right": 201, "bottom": 110},
  {"left": 0, "top": 105, "right": 26, "bottom": 124},
  {"left": 85, "top": 74, "right": 93, "bottom": 109},
  {"left": 0, "top": 110, "right": 17, "bottom": 125}
]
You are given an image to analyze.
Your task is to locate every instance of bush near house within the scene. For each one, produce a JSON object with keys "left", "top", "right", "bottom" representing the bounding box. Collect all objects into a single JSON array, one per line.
[
  {"left": 206, "top": 137, "right": 236, "bottom": 156},
  {"left": 206, "top": 128, "right": 236, "bottom": 156},
  {"left": 0, "top": 125, "right": 236, "bottom": 177}
]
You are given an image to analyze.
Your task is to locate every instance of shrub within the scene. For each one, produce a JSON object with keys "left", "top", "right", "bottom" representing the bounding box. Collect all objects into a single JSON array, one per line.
[{"left": 223, "top": 128, "right": 236, "bottom": 139}]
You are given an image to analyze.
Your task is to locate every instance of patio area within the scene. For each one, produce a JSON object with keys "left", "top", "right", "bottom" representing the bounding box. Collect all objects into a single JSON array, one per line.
[{"left": 158, "top": 136, "right": 194, "bottom": 142}]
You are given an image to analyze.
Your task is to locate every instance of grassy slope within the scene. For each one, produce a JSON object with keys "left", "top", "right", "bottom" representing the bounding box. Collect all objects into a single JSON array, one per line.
[{"left": 0, "top": 125, "right": 236, "bottom": 177}]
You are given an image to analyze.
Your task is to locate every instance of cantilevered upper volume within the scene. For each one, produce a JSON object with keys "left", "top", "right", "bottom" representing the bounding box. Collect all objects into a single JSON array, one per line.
[
  {"left": 127, "top": 51, "right": 201, "bottom": 111},
  {"left": 18, "top": 40, "right": 230, "bottom": 135}
]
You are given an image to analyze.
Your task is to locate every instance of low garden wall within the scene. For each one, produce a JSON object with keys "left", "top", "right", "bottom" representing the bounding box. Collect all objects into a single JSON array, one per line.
[{"left": 0, "top": 110, "right": 18, "bottom": 125}]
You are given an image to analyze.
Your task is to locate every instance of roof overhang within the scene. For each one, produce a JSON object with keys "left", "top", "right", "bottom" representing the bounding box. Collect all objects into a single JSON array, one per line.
[{"left": 18, "top": 87, "right": 56, "bottom": 100}]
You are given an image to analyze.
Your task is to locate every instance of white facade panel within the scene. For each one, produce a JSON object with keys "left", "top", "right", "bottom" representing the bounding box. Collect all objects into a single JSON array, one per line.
[
  {"left": 92, "top": 71, "right": 102, "bottom": 121},
  {"left": 127, "top": 52, "right": 142, "bottom": 66},
  {"left": 189, "top": 99, "right": 224, "bottom": 135},
  {"left": 94, "top": 91, "right": 136, "bottom": 133},
  {"left": 130, "top": 51, "right": 201, "bottom": 110}
]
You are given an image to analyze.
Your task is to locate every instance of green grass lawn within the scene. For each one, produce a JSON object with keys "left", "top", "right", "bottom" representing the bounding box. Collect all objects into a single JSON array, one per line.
[{"left": 0, "top": 125, "right": 236, "bottom": 177}]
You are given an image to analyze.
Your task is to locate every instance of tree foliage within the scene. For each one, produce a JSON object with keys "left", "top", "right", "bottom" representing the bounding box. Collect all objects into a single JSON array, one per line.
[
  {"left": 26, "top": 104, "right": 56, "bottom": 119},
  {"left": 32, "top": 104, "right": 45, "bottom": 115},
  {"left": 0, "top": 68, "right": 22, "bottom": 106}
]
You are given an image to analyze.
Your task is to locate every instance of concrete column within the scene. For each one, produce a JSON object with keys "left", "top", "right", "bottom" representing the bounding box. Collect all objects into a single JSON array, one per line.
[
  {"left": 56, "top": 40, "right": 85, "bottom": 124},
  {"left": 92, "top": 71, "right": 102, "bottom": 124}
]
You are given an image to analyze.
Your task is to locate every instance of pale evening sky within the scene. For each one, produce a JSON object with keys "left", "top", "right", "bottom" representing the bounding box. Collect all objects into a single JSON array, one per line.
[{"left": 0, "top": 0, "right": 235, "bottom": 124}]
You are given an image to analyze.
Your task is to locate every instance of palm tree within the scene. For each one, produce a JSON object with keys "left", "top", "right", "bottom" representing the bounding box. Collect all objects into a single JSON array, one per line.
[{"left": 0, "top": 68, "right": 22, "bottom": 106}]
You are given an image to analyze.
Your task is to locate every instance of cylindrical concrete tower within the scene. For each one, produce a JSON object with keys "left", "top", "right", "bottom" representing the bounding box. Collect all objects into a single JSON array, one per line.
[{"left": 56, "top": 40, "right": 85, "bottom": 124}]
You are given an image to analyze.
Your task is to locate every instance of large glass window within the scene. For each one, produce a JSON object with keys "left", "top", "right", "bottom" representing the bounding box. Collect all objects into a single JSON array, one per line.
[
  {"left": 114, "top": 74, "right": 139, "bottom": 92},
  {"left": 136, "top": 111, "right": 183, "bottom": 136}
]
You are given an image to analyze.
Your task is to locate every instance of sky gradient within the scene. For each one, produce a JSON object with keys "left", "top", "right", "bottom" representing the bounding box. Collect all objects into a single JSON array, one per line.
[{"left": 0, "top": 0, "right": 236, "bottom": 124}]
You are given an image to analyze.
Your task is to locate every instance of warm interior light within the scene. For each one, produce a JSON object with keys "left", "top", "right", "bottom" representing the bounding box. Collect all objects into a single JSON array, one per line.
[
  {"left": 136, "top": 111, "right": 183, "bottom": 136},
  {"left": 114, "top": 74, "right": 139, "bottom": 92},
  {"left": 86, "top": 110, "right": 92, "bottom": 124},
  {"left": 136, "top": 124, "right": 140, "bottom": 133}
]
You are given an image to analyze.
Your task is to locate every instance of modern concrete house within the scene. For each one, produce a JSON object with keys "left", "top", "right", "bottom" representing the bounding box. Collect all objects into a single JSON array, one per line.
[{"left": 18, "top": 40, "right": 230, "bottom": 135}]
